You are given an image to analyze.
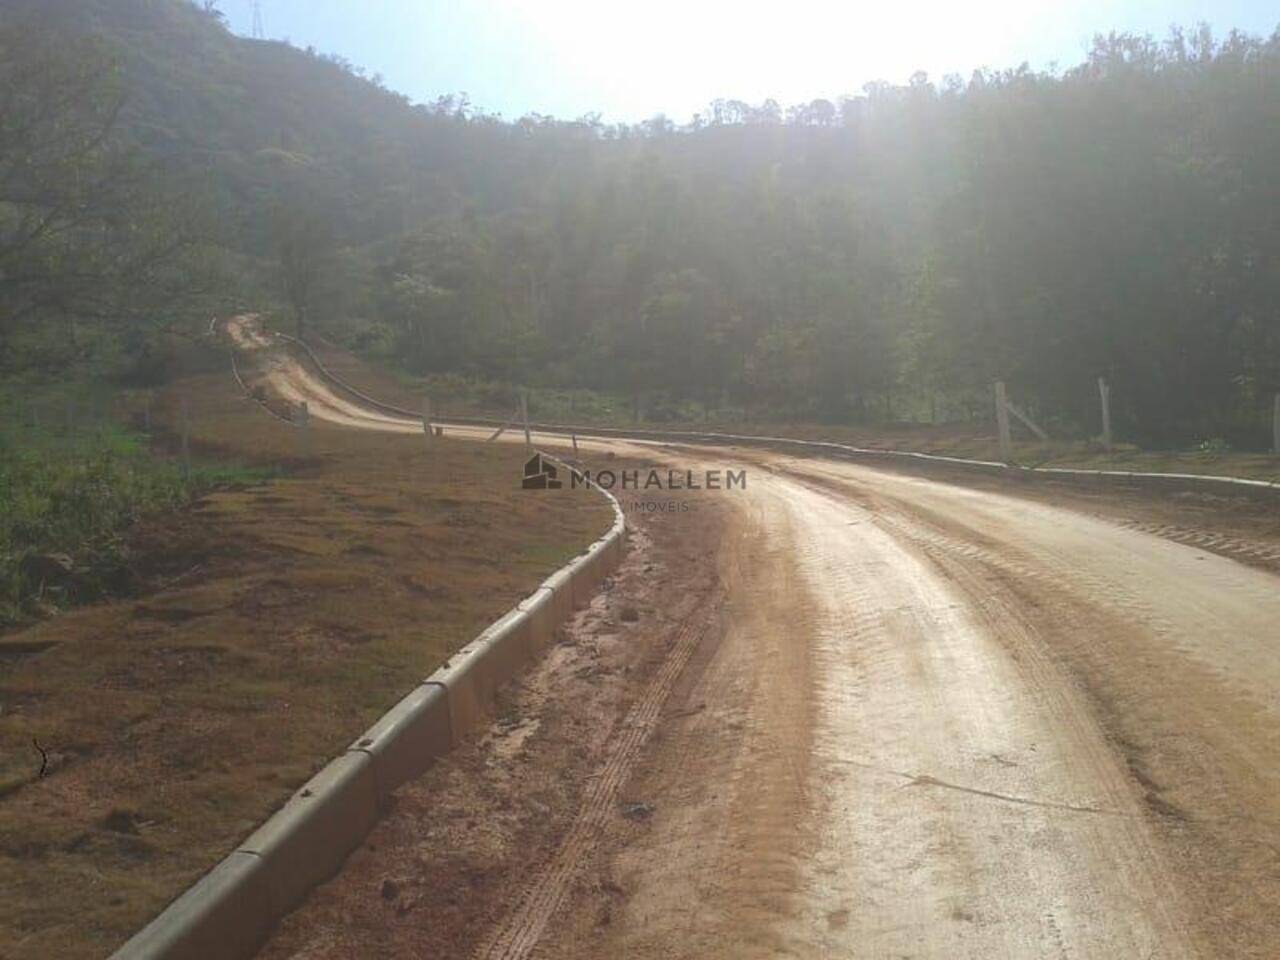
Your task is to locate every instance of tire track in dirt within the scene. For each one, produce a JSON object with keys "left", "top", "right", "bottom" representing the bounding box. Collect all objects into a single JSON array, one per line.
[
  {"left": 777, "top": 482, "right": 1195, "bottom": 958},
  {"left": 774, "top": 459, "right": 1280, "bottom": 957},
  {"left": 474, "top": 597, "right": 717, "bottom": 960},
  {"left": 872, "top": 511, "right": 1196, "bottom": 952},
  {"left": 777, "top": 457, "right": 1280, "bottom": 709},
  {"left": 538, "top": 489, "right": 819, "bottom": 960},
  {"left": 1110, "top": 519, "right": 1280, "bottom": 572}
]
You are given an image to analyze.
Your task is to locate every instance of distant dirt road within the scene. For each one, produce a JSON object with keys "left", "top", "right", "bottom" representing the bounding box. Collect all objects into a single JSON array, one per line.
[{"left": 231, "top": 319, "right": 1280, "bottom": 959}]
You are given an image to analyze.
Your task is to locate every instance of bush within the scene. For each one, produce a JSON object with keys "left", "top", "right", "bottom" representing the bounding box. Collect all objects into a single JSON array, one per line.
[
  {"left": 1196, "top": 437, "right": 1233, "bottom": 456},
  {"left": 0, "top": 414, "right": 263, "bottom": 623}
]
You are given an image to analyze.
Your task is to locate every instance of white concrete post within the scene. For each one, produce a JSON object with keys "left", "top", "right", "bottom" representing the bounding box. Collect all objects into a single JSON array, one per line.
[
  {"left": 994, "top": 381, "right": 1012, "bottom": 463},
  {"left": 422, "top": 395, "right": 433, "bottom": 445},
  {"left": 521, "top": 391, "right": 532, "bottom": 449},
  {"left": 1098, "top": 377, "right": 1113, "bottom": 452}
]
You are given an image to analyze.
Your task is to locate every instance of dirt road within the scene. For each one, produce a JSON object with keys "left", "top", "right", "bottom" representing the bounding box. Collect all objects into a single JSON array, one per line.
[
  {"left": 231, "top": 321, "right": 1280, "bottom": 959},
  {"left": 542, "top": 457, "right": 1280, "bottom": 959}
]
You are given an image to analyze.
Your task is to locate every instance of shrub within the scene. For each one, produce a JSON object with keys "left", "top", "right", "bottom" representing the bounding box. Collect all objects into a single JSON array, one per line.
[{"left": 0, "top": 415, "right": 263, "bottom": 623}]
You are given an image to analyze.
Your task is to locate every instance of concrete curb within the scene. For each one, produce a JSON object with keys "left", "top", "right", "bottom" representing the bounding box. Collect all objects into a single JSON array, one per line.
[
  {"left": 113, "top": 461, "right": 626, "bottom": 959},
  {"left": 279, "top": 332, "right": 1279, "bottom": 501},
  {"left": 229, "top": 350, "right": 298, "bottom": 428}
]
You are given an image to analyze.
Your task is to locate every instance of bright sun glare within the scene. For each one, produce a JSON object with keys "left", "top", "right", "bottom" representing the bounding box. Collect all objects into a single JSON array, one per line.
[{"left": 497, "top": 0, "right": 1074, "bottom": 118}]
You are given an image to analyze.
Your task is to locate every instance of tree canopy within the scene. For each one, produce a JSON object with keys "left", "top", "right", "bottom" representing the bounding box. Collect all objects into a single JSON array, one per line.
[{"left": 4, "top": 0, "right": 1278, "bottom": 446}]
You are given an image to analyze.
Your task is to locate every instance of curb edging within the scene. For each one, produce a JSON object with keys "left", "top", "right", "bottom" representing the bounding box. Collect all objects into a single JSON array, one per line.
[
  {"left": 113, "top": 456, "right": 625, "bottom": 960},
  {"left": 277, "top": 331, "right": 1279, "bottom": 501}
]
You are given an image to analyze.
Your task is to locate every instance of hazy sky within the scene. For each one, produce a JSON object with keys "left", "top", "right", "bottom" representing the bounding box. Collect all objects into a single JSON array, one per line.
[{"left": 221, "top": 1, "right": 1278, "bottom": 121}]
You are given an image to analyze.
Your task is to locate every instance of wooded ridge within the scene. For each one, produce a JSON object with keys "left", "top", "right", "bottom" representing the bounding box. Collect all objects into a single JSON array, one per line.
[{"left": 2, "top": 0, "right": 1278, "bottom": 447}]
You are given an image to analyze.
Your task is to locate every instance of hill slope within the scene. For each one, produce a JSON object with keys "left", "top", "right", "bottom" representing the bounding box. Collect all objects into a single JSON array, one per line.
[{"left": 3, "top": 1, "right": 1279, "bottom": 446}]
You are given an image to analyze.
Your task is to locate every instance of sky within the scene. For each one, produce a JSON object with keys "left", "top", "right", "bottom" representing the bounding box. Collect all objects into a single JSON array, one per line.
[{"left": 220, "top": 1, "right": 1278, "bottom": 122}]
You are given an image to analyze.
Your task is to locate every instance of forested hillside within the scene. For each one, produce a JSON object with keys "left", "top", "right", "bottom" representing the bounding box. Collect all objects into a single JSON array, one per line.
[{"left": 4, "top": 0, "right": 1279, "bottom": 446}]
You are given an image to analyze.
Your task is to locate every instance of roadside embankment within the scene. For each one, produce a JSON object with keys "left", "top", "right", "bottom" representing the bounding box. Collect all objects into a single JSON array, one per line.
[{"left": 0, "top": 368, "right": 610, "bottom": 959}]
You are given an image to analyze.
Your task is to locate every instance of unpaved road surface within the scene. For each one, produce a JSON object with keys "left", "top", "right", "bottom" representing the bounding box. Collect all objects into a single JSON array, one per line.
[
  {"left": 541, "top": 457, "right": 1279, "bottom": 959},
  {"left": 231, "top": 320, "right": 1280, "bottom": 959}
]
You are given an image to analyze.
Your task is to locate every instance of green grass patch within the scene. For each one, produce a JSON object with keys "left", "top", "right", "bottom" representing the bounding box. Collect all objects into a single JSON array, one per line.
[{"left": 0, "top": 399, "right": 269, "bottom": 625}]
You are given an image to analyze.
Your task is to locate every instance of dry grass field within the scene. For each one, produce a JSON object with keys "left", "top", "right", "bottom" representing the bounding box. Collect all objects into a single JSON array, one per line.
[{"left": 0, "top": 362, "right": 609, "bottom": 958}]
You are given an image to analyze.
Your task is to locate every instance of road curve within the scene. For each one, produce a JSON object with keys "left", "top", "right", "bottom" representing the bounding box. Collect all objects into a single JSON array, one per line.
[{"left": 230, "top": 320, "right": 1280, "bottom": 959}]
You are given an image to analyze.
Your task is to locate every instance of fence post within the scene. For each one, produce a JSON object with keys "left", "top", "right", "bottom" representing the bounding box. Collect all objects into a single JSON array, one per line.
[
  {"left": 422, "top": 395, "right": 433, "bottom": 446},
  {"left": 994, "top": 381, "right": 1012, "bottom": 463},
  {"left": 1098, "top": 377, "right": 1113, "bottom": 452},
  {"left": 180, "top": 398, "right": 191, "bottom": 478},
  {"left": 1273, "top": 393, "right": 1280, "bottom": 456},
  {"left": 487, "top": 405, "right": 516, "bottom": 443},
  {"left": 572, "top": 432, "right": 579, "bottom": 455},
  {"left": 298, "top": 400, "right": 310, "bottom": 457},
  {"left": 521, "top": 391, "right": 532, "bottom": 449}
]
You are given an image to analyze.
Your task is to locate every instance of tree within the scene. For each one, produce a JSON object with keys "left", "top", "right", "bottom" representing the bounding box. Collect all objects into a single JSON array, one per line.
[
  {"left": 270, "top": 203, "right": 332, "bottom": 339},
  {"left": 199, "top": 1, "right": 228, "bottom": 27},
  {"left": 0, "top": 14, "right": 219, "bottom": 376}
]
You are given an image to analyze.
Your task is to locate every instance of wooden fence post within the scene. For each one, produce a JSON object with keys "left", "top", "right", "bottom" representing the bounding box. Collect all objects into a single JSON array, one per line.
[
  {"left": 994, "top": 381, "right": 1012, "bottom": 463},
  {"left": 1273, "top": 393, "right": 1279, "bottom": 456},
  {"left": 297, "top": 400, "right": 310, "bottom": 457},
  {"left": 486, "top": 404, "right": 518, "bottom": 443},
  {"left": 521, "top": 391, "right": 532, "bottom": 449},
  {"left": 180, "top": 398, "right": 191, "bottom": 478},
  {"left": 1098, "top": 377, "right": 1113, "bottom": 452}
]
